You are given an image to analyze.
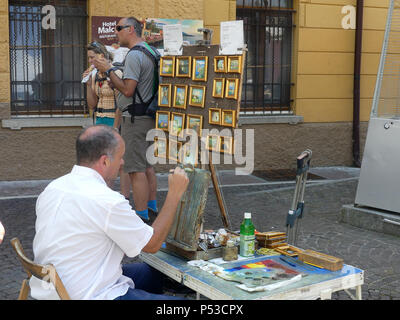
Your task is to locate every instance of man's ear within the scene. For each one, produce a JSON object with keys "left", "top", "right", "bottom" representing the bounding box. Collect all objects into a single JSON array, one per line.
[{"left": 100, "top": 154, "right": 110, "bottom": 167}]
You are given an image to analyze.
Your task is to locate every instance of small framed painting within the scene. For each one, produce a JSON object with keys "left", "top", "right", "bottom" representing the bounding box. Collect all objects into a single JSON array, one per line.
[
  {"left": 158, "top": 84, "right": 171, "bottom": 107},
  {"left": 206, "top": 134, "right": 220, "bottom": 152},
  {"left": 173, "top": 85, "right": 188, "bottom": 109},
  {"left": 170, "top": 112, "right": 185, "bottom": 137},
  {"left": 209, "top": 108, "right": 221, "bottom": 125},
  {"left": 160, "top": 56, "right": 175, "bottom": 77},
  {"left": 212, "top": 78, "right": 225, "bottom": 98},
  {"left": 182, "top": 140, "right": 198, "bottom": 166},
  {"left": 189, "top": 85, "right": 206, "bottom": 108},
  {"left": 219, "top": 136, "right": 233, "bottom": 154},
  {"left": 192, "top": 56, "right": 208, "bottom": 82},
  {"left": 154, "top": 137, "right": 168, "bottom": 158},
  {"left": 227, "top": 55, "right": 242, "bottom": 73},
  {"left": 168, "top": 139, "right": 183, "bottom": 163},
  {"left": 186, "top": 114, "right": 203, "bottom": 136},
  {"left": 176, "top": 56, "right": 192, "bottom": 78},
  {"left": 225, "top": 78, "right": 239, "bottom": 100},
  {"left": 155, "top": 110, "right": 170, "bottom": 132},
  {"left": 222, "top": 109, "right": 236, "bottom": 128},
  {"left": 214, "top": 56, "right": 227, "bottom": 73}
]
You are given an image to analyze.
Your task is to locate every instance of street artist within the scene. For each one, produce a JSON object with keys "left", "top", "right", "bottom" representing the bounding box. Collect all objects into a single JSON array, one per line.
[{"left": 30, "top": 125, "right": 189, "bottom": 300}]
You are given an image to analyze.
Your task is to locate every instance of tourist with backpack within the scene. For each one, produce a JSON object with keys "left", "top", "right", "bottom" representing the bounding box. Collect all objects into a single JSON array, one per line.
[
  {"left": 82, "top": 40, "right": 131, "bottom": 201},
  {"left": 95, "top": 17, "right": 160, "bottom": 223}
]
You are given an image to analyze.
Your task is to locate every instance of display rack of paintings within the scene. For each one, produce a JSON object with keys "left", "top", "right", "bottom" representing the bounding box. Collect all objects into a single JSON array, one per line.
[
  {"left": 154, "top": 44, "right": 246, "bottom": 231},
  {"left": 154, "top": 44, "right": 244, "bottom": 168}
]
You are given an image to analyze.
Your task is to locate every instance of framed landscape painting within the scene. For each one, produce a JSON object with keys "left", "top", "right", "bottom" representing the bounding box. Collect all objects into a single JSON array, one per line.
[
  {"left": 173, "top": 85, "right": 188, "bottom": 109},
  {"left": 158, "top": 84, "right": 171, "bottom": 107},
  {"left": 182, "top": 141, "right": 198, "bottom": 166},
  {"left": 189, "top": 85, "right": 206, "bottom": 107},
  {"left": 168, "top": 139, "right": 183, "bottom": 162},
  {"left": 155, "top": 110, "right": 170, "bottom": 132},
  {"left": 154, "top": 137, "right": 168, "bottom": 158},
  {"left": 160, "top": 56, "right": 175, "bottom": 77},
  {"left": 212, "top": 78, "right": 225, "bottom": 98},
  {"left": 222, "top": 110, "right": 236, "bottom": 127},
  {"left": 206, "top": 134, "right": 220, "bottom": 152},
  {"left": 176, "top": 56, "right": 192, "bottom": 77},
  {"left": 227, "top": 55, "right": 242, "bottom": 73},
  {"left": 209, "top": 108, "right": 221, "bottom": 125},
  {"left": 214, "top": 56, "right": 227, "bottom": 73},
  {"left": 186, "top": 114, "right": 203, "bottom": 136},
  {"left": 192, "top": 56, "right": 208, "bottom": 82},
  {"left": 219, "top": 136, "right": 233, "bottom": 154},
  {"left": 225, "top": 78, "right": 239, "bottom": 100},
  {"left": 170, "top": 112, "right": 185, "bottom": 137}
]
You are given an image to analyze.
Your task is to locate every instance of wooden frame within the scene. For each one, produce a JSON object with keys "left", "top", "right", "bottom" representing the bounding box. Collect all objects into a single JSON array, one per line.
[
  {"left": 186, "top": 114, "right": 203, "bottom": 136},
  {"left": 192, "top": 56, "right": 208, "bottom": 82},
  {"left": 173, "top": 85, "right": 188, "bottom": 109},
  {"left": 222, "top": 109, "right": 236, "bottom": 127},
  {"left": 214, "top": 56, "right": 227, "bottom": 73},
  {"left": 182, "top": 139, "right": 198, "bottom": 166},
  {"left": 212, "top": 78, "right": 225, "bottom": 98},
  {"left": 220, "top": 136, "right": 233, "bottom": 154},
  {"left": 227, "top": 55, "right": 242, "bottom": 73},
  {"left": 154, "top": 137, "right": 168, "bottom": 158},
  {"left": 168, "top": 139, "right": 183, "bottom": 162},
  {"left": 225, "top": 78, "right": 239, "bottom": 100},
  {"left": 158, "top": 84, "right": 172, "bottom": 107},
  {"left": 274, "top": 244, "right": 304, "bottom": 257},
  {"left": 176, "top": 56, "right": 192, "bottom": 78},
  {"left": 155, "top": 110, "right": 170, "bottom": 132},
  {"left": 209, "top": 108, "right": 221, "bottom": 125},
  {"left": 189, "top": 85, "right": 206, "bottom": 107},
  {"left": 170, "top": 112, "right": 185, "bottom": 137},
  {"left": 206, "top": 134, "right": 220, "bottom": 152},
  {"left": 160, "top": 56, "right": 175, "bottom": 77}
]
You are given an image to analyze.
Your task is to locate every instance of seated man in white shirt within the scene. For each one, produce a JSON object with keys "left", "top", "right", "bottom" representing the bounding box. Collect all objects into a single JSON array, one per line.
[{"left": 30, "top": 124, "right": 189, "bottom": 300}]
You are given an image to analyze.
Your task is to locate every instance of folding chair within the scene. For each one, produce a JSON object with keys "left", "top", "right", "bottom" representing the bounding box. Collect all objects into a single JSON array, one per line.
[{"left": 10, "top": 237, "right": 70, "bottom": 300}]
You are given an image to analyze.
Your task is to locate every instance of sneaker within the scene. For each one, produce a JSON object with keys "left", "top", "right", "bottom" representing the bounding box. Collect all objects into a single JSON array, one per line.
[{"left": 148, "top": 207, "right": 158, "bottom": 224}]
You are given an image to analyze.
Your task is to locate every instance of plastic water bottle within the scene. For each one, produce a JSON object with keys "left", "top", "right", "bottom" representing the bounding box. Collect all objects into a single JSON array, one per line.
[{"left": 239, "top": 212, "right": 255, "bottom": 257}]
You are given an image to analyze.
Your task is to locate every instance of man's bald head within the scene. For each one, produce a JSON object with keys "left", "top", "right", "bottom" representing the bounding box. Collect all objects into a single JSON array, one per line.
[{"left": 76, "top": 125, "right": 120, "bottom": 166}]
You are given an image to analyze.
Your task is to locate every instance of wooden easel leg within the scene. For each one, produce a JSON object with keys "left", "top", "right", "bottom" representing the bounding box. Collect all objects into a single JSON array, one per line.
[{"left": 208, "top": 159, "right": 231, "bottom": 229}]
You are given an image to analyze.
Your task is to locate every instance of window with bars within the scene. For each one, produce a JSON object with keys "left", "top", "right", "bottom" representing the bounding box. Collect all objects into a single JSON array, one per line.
[
  {"left": 237, "top": 0, "right": 294, "bottom": 115},
  {"left": 9, "top": 0, "right": 88, "bottom": 116}
]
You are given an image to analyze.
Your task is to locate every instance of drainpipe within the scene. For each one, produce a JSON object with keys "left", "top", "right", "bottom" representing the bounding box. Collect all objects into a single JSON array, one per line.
[{"left": 353, "top": 0, "right": 364, "bottom": 168}]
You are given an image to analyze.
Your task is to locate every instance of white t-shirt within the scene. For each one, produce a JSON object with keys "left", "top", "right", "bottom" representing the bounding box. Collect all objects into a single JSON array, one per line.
[{"left": 29, "top": 165, "right": 153, "bottom": 300}]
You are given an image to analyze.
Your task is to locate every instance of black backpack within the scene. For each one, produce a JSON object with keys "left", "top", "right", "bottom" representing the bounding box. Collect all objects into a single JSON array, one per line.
[{"left": 122, "top": 43, "right": 161, "bottom": 122}]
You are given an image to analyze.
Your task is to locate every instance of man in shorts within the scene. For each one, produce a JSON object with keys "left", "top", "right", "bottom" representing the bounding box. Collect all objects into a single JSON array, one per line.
[{"left": 95, "top": 17, "right": 158, "bottom": 222}]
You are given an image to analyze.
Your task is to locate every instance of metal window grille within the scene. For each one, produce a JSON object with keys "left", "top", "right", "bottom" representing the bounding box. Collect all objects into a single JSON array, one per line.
[
  {"left": 9, "top": 0, "right": 88, "bottom": 116},
  {"left": 237, "top": 0, "right": 294, "bottom": 115}
]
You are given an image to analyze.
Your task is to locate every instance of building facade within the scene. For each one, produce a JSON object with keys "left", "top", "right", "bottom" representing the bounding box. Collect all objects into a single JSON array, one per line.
[{"left": 0, "top": 0, "right": 389, "bottom": 180}]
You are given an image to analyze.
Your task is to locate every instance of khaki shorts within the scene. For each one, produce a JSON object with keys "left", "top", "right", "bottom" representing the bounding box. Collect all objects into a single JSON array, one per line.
[{"left": 121, "top": 115, "right": 155, "bottom": 173}]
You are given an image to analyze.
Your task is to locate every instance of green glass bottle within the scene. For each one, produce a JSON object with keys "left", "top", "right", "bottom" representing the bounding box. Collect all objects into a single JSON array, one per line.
[{"left": 239, "top": 212, "right": 255, "bottom": 257}]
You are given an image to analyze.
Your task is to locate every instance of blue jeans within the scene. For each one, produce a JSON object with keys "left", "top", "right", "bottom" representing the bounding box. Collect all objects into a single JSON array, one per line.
[{"left": 114, "top": 262, "right": 185, "bottom": 300}]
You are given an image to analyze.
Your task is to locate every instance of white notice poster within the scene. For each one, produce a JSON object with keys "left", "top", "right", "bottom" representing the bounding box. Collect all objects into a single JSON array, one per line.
[
  {"left": 219, "top": 20, "right": 244, "bottom": 55},
  {"left": 163, "top": 24, "right": 183, "bottom": 55}
]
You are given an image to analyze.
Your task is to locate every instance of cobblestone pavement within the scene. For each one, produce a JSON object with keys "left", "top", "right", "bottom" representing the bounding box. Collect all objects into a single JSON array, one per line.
[{"left": 1, "top": 167, "right": 400, "bottom": 300}]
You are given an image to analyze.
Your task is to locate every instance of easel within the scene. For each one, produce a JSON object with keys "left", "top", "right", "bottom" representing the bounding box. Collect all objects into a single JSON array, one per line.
[{"left": 207, "top": 152, "right": 231, "bottom": 229}]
